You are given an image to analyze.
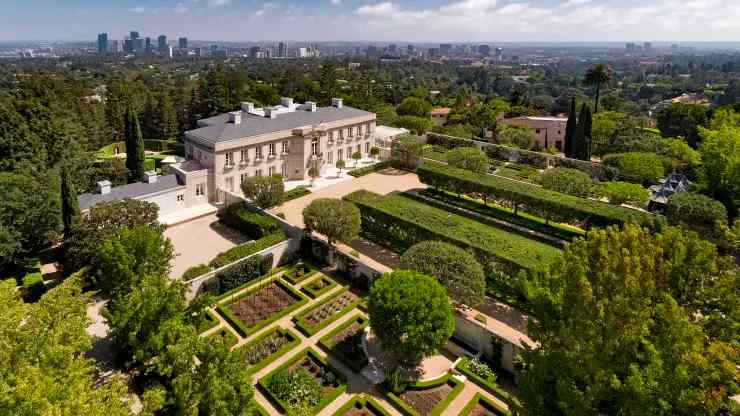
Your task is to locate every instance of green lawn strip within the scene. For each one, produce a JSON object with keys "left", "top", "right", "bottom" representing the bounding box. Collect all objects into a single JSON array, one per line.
[
  {"left": 317, "top": 314, "right": 369, "bottom": 373},
  {"left": 424, "top": 149, "right": 449, "bottom": 163},
  {"left": 455, "top": 357, "right": 522, "bottom": 413},
  {"left": 344, "top": 190, "right": 562, "bottom": 272},
  {"left": 382, "top": 374, "right": 465, "bottom": 416},
  {"left": 248, "top": 400, "right": 270, "bottom": 416},
  {"left": 207, "top": 327, "right": 239, "bottom": 348},
  {"left": 293, "top": 287, "right": 363, "bottom": 337},
  {"left": 415, "top": 188, "right": 584, "bottom": 241},
  {"left": 283, "top": 186, "right": 311, "bottom": 203},
  {"left": 214, "top": 266, "right": 290, "bottom": 303},
  {"left": 301, "top": 274, "right": 338, "bottom": 299},
  {"left": 236, "top": 326, "right": 301, "bottom": 376},
  {"left": 197, "top": 309, "right": 220, "bottom": 333},
  {"left": 331, "top": 395, "right": 392, "bottom": 416},
  {"left": 459, "top": 393, "right": 510, "bottom": 416},
  {"left": 216, "top": 278, "right": 308, "bottom": 338},
  {"left": 282, "top": 262, "right": 320, "bottom": 285},
  {"left": 258, "top": 347, "right": 348, "bottom": 416}
]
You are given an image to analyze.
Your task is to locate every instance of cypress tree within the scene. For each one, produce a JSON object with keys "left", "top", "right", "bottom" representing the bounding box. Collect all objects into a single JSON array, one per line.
[
  {"left": 124, "top": 106, "right": 146, "bottom": 182},
  {"left": 564, "top": 97, "right": 577, "bottom": 158},
  {"left": 582, "top": 104, "right": 593, "bottom": 161},
  {"left": 573, "top": 103, "right": 593, "bottom": 161},
  {"left": 60, "top": 166, "right": 80, "bottom": 239}
]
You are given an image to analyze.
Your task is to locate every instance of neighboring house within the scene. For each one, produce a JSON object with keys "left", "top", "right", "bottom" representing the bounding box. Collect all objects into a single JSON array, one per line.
[
  {"left": 497, "top": 116, "right": 568, "bottom": 150},
  {"left": 430, "top": 107, "right": 450, "bottom": 126},
  {"left": 648, "top": 173, "right": 691, "bottom": 211},
  {"left": 651, "top": 93, "right": 711, "bottom": 115}
]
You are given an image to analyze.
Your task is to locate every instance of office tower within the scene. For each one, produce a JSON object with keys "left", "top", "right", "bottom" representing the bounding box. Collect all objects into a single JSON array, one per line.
[
  {"left": 625, "top": 42, "right": 636, "bottom": 52},
  {"left": 109, "top": 40, "right": 121, "bottom": 54},
  {"left": 158, "top": 35, "right": 168, "bottom": 53},
  {"left": 179, "top": 37, "right": 188, "bottom": 49},
  {"left": 389, "top": 44, "right": 397, "bottom": 55},
  {"left": 643, "top": 42, "right": 652, "bottom": 53},
  {"left": 124, "top": 38, "right": 133, "bottom": 53},
  {"left": 130, "top": 31, "right": 140, "bottom": 40},
  {"left": 407, "top": 44, "right": 414, "bottom": 55},
  {"left": 439, "top": 43, "right": 452, "bottom": 54},
  {"left": 97, "top": 33, "right": 108, "bottom": 55},
  {"left": 145, "top": 37, "right": 152, "bottom": 54},
  {"left": 278, "top": 42, "right": 287, "bottom": 57},
  {"left": 478, "top": 44, "right": 491, "bottom": 56}
]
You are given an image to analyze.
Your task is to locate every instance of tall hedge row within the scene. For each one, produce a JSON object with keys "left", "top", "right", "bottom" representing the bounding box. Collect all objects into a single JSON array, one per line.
[{"left": 417, "top": 162, "right": 664, "bottom": 230}]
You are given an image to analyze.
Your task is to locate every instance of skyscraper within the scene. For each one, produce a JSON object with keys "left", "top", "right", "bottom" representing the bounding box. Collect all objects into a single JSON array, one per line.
[
  {"left": 477, "top": 44, "right": 491, "bottom": 56},
  {"left": 158, "top": 35, "right": 168, "bottom": 53},
  {"left": 278, "top": 42, "right": 287, "bottom": 58},
  {"left": 643, "top": 42, "right": 652, "bottom": 53},
  {"left": 97, "top": 33, "right": 108, "bottom": 55},
  {"left": 145, "top": 37, "right": 153, "bottom": 54},
  {"left": 439, "top": 44, "right": 452, "bottom": 54},
  {"left": 179, "top": 37, "right": 188, "bottom": 49}
]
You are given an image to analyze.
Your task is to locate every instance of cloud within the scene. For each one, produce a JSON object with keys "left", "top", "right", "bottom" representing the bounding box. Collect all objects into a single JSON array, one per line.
[
  {"left": 128, "top": 6, "right": 146, "bottom": 13},
  {"left": 174, "top": 3, "right": 190, "bottom": 13},
  {"left": 356, "top": 2, "right": 400, "bottom": 16},
  {"left": 209, "top": 0, "right": 231, "bottom": 6},
  {"left": 331, "top": 0, "right": 342, "bottom": 4},
  {"left": 254, "top": 2, "right": 277, "bottom": 17},
  {"left": 561, "top": 0, "right": 591, "bottom": 7}
]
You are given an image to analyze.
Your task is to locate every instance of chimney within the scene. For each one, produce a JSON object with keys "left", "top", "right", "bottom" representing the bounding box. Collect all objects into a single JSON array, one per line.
[
  {"left": 144, "top": 171, "right": 157, "bottom": 184},
  {"left": 228, "top": 111, "right": 242, "bottom": 125},
  {"left": 280, "top": 97, "right": 294, "bottom": 108},
  {"left": 97, "top": 180, "right": 112, "bottom": 195},
  {"left": 304, "top": 101, "right": 317, "bottom": 112},
  {"left": 264, "top": 106, "right": 278, "bottom": 119},
  {"left": 331, "top": 98, "right": 343, "bottom": 109},
  {"left": 240, "top": 102, "right": 254, "bottom": 113}
]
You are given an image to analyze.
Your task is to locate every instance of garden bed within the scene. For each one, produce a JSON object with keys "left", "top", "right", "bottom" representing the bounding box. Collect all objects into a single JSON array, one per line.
[
  {"left": 294, "top": 288, "right": 362, "bottom": 336},
  {"left": 302, "top": 275, "right": 338, "bottom": 299},
  {"left": 332, "top": 395, "right": 391, "bottom": 416},
  {"left": 208, "top": 327, "right": 239, "bottom": 348},
  {"left": 238, "top": 326, "right": 301, "bottom": 375},
  {"left": 384, "top": 374, "right": 465, "bottom": 416},
  {"left": 318, "top": 314, "right": 369, "bottom": 372},
  {"left": 259, "top": 348, "right": 348, "bottom": 416},
  {"left": 282, "top": 261, "right": 319, "bottom": 284},
  {"left": 217, "top": 278, "right": 307, "bottom": 337},
  {"left": 455, "top": 358, "right": 521, "bottom": 413},
  {"left": 459, "top": 393, "right": 509, "bottom": 416}
]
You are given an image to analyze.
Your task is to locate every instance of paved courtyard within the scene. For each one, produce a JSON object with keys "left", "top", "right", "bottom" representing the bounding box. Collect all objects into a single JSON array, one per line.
[{"left": 164, "top": 213, "right": 249, "bottom": 279}]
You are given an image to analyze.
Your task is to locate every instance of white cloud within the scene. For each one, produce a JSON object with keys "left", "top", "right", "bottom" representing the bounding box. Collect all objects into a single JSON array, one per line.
[
  {"left": 561, "top": 0, "right": 591, "bottom": 7},
  {"left": 331, "top": 0, "right": 342, "bottom": 4},
  {"left": 356, "top": 2, "right": 400, "bottom": 16},
  {"left": 128, "top": 6, "right": 146, "bottom": 13},
  {"left": 209, "top": 0, "right": 231, "bottom": 6},
  {"left": 254, "top": 2, "right": 277, "bottom": 17},
  {"left": 174, "top": 3, "right": 190, "bottom": 13}
]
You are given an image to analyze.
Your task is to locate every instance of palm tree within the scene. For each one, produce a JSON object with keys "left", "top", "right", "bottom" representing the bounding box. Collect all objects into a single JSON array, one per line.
[{"left": 584, "top": 64, "right": 611, "bottom": 113}]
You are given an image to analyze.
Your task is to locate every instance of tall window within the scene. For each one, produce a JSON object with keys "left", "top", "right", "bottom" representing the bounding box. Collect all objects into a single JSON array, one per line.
[
  {"left": 348, "top": 126, "right": 354, "bottom": 137},
  {"left": 196, "top": 183, "right": 205, "bottom": 196},
  {"left": 255, "top": 169, "right": 263, "bottom": 177},
  {"left": 268, "top": 166, "right": 276, "bottom": 176},
  {"left": 311, "top": 137, "right": 319, "bottom": 156},
  {"left": 255, "top": 146, "right": 263, "bottom": 159},
  {"left": 240, "top": 173, "right": 247, "bottom": 183},
  {"left": 338, "top": 148, "right": 343, "bottom": 161},
  {"left": 328, "top": 151, "right": 333, "bottom": 164},
  {"left": 240, "top": 149, "right": 248, "bottom": 163},
  {"left": 346, "top": 147, "right": 352, "bottom": 157},
  {"left": 328, "top": 131, "right": 334, "bottom": 141},
  {"left": 365, "top": 142, "right": 370, "bottom": 153},
  {"left": 282, "top": 140, "right": 289, "bottom": 154},
  {"left": 225, "top": 152, "right": 233, "bottom": 167},
  {"left": 339, "top": 129, "right": 344, "bottom": 139},
  {"left": 269, "top": 143, "right": 276, "bottom": 157},
  {"left": 358, "top": 125, "right": 363, "bottom": 136}
]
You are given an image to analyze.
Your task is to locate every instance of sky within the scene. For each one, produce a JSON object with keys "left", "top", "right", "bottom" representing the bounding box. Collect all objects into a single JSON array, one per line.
[{"left": 2, "top": 0, "right": 740, "bottom": 43}]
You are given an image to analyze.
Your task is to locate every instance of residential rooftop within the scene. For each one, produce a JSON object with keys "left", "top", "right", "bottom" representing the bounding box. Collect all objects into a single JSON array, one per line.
[
  {"left": 186, "top": 98, "right": 374, "bottom": 147},
  {"left": 78, "top": 174, "right": 184, "bottom": 211}
]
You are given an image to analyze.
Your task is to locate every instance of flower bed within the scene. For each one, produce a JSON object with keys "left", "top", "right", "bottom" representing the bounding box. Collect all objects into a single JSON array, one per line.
[
  {"left": 217, "top": 278, "right": 307, "bottom": 337},
  {"left": 343, "top": 190, "right": 562, "bottom": 272},
  {"left": 318, "top": 314, "right": 369, "bottom": 372},
  {"left": 259, "top": 348, "right": 348, "bottom": 416},
  {"left": 383, "top": 374, "right": 465, "bottom": 416},
  {"left": 282, "top": 261, "right": 319, "bottom": 284},
  {"left": 238, "top": 326, "right": 301, "bottom": 375},
  {"left": 459, "top": 393, "right": 509, "bottom": 416},
  {"left": 455, "top": 358, "right": 521, "bottom": 413},
  {"left": 302, "top": 275, "right": 338, "bottom": 299},
  {"left": 208, "top": 327, "right": 239, "bottom": 348},
  {"left": 294, "top": 288, "right": 362, "bottom": 336},
  {"left": 332, "top": 395, "right": 391, "bottom": 416}
]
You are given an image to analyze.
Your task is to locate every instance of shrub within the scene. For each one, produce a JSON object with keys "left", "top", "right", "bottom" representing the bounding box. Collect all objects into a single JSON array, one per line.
[
  {"left": 599, "top": 181, "right": 650, "bottom": 206},
  {"left": 467, "top": 357, "right": 497, "bottom": 382},
  {"left": 267, "top": 367, "right": 323, "bottom": 408},
  {"left": 241, "top": 174, "right": 285, "bottom": 209},
  {"left": 182, "top": 263, "right": 211, "bottom": 280},
  {"left": 283, "top": 186, "right": 311, "bottom": 202},
  {"left": 209, "top": 232, "right": 287, "bottom": 269},
  {"left": 348, "top": 160, "right": 393, "bottom": 177},
  {"left": 604, "top": 152, "right": 665, "bottom": 185},
  {"left": 219, "top": 203, "right": 280, "bottom": 239},
  {"left": 539, "top": 167, "right": 593, "bottom": 197},
  {"left": 22, "top": 272, "right": 45, "bottom": 302},
  {"left": 666, "top": 192, "right": 728, "bottom": 229},
  {"left": 426, "top": 132, "right": 478, "bottom": 149},
  {"left": 216, "top": 256, "right": 262, "bottom": 294},
  {"left": 446, "top": 147, "right": 489, "bottom": 173},
  {"left": 302, "top": 199, "right": 361, "bottom": 246}
]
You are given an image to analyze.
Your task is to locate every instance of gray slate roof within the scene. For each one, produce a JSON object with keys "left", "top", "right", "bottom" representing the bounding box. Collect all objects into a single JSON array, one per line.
[
  {"left": 187, "top": 105, "right": 373, "bottom": 146},
  {"left": 78, "top": 174, "right": 184, "bottom": 211}
]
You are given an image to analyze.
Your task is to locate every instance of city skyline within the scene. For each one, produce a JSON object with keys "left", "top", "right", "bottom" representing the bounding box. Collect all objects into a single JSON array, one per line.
[{"left": 2, "top": 0, "right": 740, "bottom": 43}]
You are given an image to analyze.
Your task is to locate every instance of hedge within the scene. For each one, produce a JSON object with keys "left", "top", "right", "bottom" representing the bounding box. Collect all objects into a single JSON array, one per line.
[
  {"left": 209, "top": 232, "right": 287, "bottom": 269},
  {"left": 258, "top": 348, "right": 348, "bottom": 416},
  {"left": 383, "top": 374, "right": 465, "bottom": 416},
  {"left": 418, "top": 188, "right": 584, "bottom": 241},
  {"left": 22, "top": 272, "right": 45, "bottom": 302},
  {"left": 217, "top": 278, "right": 307, "bottom": 338},
  {"left": 301, "top": 275, "right": 338, "bottom": 299},
  {"left": 282, "top": 261, "right": 319, "bottom": 284},
  {"left": 331, "top": 395, "right": 391, "bottom": 416},
  {"left": 417, "top": 162, "right": 663, "bottom": 230},
  {"left": 348, "top": 160, "right": 393, "bottom": 177},
  {"left": 219, "top": 203, "right": 280, "bottom": 240},
  {"left": 248, "top": 401, "right": 270, "bottom": 416},
  {"left": 196, "top": 309, "right": 220, "bottom": 333},
  {"left": 293, "top": 287, "right": 363, "bottom": 336},
  {"left": 237, "top": 326, "right": 301, "bottom": 375},
  {"left": 208, "top": 327, "right": 239, "bottom": 348},
  {"left": 182, "top": 263, "right": 211, "bottom": 280},
  {"left": 455, "top": 358, "right": 522, "bottom": 414},
  {"left": 426, "top": 132, "right": 478, "bottom": 149},
  {"left": 459, "top": 393, "right": 510, "bottom": 416},
  {"left": 318, "top": 314, "right": 369, "bottom": 372},
  {"left": 216, "top": 256, "right": 263, "bottom": 295},
  {"left": 283, "top": 186, "right": 311, "bottom": 203},
  {"left": 343, "top": 190, "right": 562, "bottom": 272}
]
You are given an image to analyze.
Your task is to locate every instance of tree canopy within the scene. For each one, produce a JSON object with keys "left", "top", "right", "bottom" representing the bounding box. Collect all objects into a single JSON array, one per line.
[
  {"left": 446, "top": 147, "right": 489, "bottom": 174},
  {"left": 539, "top": 167, "right": 593, "bottom": 198},
  {"left": 241, "top": 174, "right": 285, "bottom": 209},
  {"left": 302, "top": 198, "right": 361, "bottom": 246}
]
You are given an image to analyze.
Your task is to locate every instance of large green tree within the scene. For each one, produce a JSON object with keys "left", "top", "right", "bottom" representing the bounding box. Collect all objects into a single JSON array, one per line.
[
  {"left": 563, "top": 97, "right": 577, "bottom": 158},
  {"left": 656, "top": 103, "right": 711, "bottom": 148},
  {"left": 400, "top": 241, "right": 485, "bottom": 308},
  {"left": 446, "top": 147, "right": 489, "bottom": 174},
  {"left": 583, "top": 64, "right": 611, "bottom": 113},
  {"left": 519, "top": 225, "right": 739, "bottom": 416},
  {"left": 368, "top": 270, "right": 454, "bottom": 362},
  {"left": 240, "top": 174, "right": 285, "bottom": 209},
  {"left": 302, "top": 198, "right": 360, "bottom": 247},
  {"left": 698, "top": 123, "right": 740, "bottom": 218},
  {"left": 60, "top": 165, "right": 80, "bottom": 239},
  {"left": 396, "top": 97, "right": 433, "bottom": 118},
  {"left": 391, "top": 134, "right": 425, "bottom": 169},
  {"left": 123, "top": 105, "right": 146, "bottom": 183},
  {"left": 539, "top": 167, "right": 593, "bottom": 198}
]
